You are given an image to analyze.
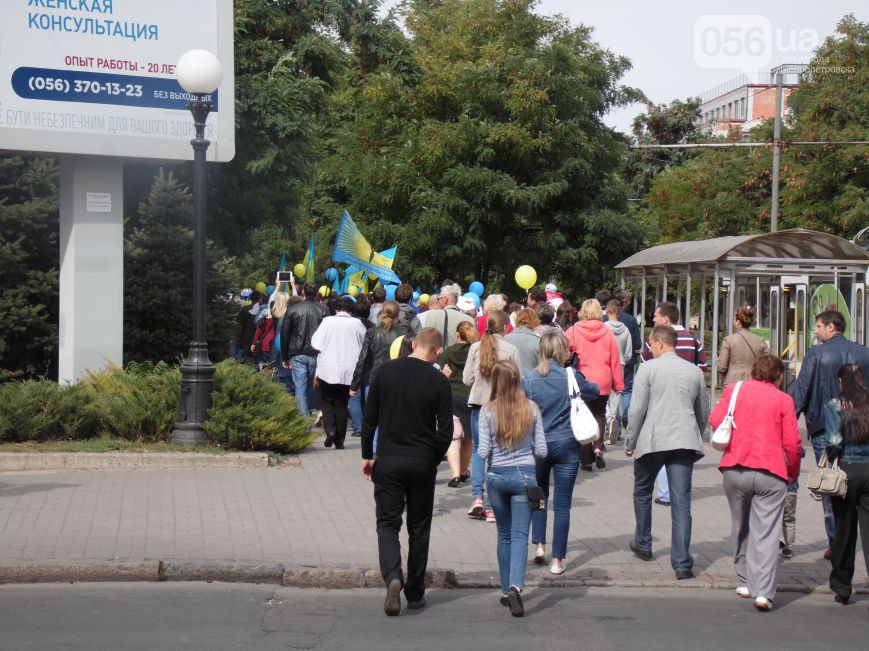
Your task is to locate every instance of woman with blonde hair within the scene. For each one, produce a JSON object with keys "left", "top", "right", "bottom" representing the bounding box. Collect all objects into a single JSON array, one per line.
[
  {"left": 565, "top": 298, "right": 624, "bottom": 470},
  {"left": 464, "top": 310, "right": 520, "bottom": 521},
  {"left": 271, "top": 292, "right": 293, "bottom": 393},
  {"left": 523, "top": 332, "right": 599, "bottom": 573},
  {"left": 478, "top": 360, "right": 547, "bottom": 617},
  {"left": 438, "top": 320, "right": 480, "bottom": 487}
]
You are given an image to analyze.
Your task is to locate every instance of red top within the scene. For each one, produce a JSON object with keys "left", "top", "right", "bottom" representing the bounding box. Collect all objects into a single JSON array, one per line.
[
  {"left": 710, "top": 379, "right": 802, "bottom": 482},
  {"left": 476, "top": 314, "right": 512, "bottom": 338},
  {"left": 565, "top": 320, "right": 624, "bottom": 396},
  {"left": 253, "top": 317, "right": 276, "bottom": 353}
]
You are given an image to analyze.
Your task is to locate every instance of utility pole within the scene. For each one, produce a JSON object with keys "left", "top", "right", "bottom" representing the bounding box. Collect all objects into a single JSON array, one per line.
[{"left": 770, "top": 72, "right": 783, "bottom": 233}]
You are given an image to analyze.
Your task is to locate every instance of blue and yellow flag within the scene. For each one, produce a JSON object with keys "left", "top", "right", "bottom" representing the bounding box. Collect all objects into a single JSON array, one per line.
[
  {"left": 301, "top": 235, "right": 315, "bottom": 283},
  {"left": 332, "top": 211, "right": 400, "bottom": 284}
]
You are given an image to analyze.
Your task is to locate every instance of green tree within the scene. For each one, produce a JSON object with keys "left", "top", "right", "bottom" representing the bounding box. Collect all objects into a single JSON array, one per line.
[
  {"left": 312, "top": 0, "right": 646, "bottom": 295},
  {"left": 124, "top": 171, "right": 236, "bottom": 364},
  {"left": 0, "top": 157, "right": 59, "bottom": 380},
  {"left": 781, "top": 14, "right": 869, "bottom": 235}
]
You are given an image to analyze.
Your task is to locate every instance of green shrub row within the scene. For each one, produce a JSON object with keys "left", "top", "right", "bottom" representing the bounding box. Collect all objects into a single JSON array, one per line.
[{"left": 0, "top": 360, "right": 315, "bottom": 454}]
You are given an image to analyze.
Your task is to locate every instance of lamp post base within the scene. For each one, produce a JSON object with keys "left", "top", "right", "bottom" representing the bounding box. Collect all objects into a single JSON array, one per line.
[{"left": 171, "top": 341, "right": 215, "bottom": 446}]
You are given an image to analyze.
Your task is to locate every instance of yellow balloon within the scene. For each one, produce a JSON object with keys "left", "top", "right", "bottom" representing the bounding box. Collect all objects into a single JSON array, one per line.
[
  {"left": 347, "top": 286, "right": 359, "bottom": 296},
  {"left": 318, "top": 285, "right": 329, "bottom": 296},
  {"left": 419, "top": 293, "right": 430, "bottom": 305},
  {"left": 389, "top": 335, "right": 405, "bottom": 360},
  {"left": 293, "top": 263, "right": 306, "bottom": 278},
  {"left": 515, "top": 265, "right": 537, "bottom": 290},
  {"left": 255, "top": 282, "right": 267, "bottom": 293}
]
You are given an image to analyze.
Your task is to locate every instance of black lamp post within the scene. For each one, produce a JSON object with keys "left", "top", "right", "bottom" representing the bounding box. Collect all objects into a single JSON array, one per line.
[{"left": 171, "top": 49, "right": 223, "bottom": 446}]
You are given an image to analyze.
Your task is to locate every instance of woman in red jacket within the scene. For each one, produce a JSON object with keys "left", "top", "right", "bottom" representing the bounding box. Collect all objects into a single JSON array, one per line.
[
  {"left": 710, "top": 354, "right": 802, "bottom": 612},
  {"left": 565, "top": 299, "right": 624, "bottom": 470}
]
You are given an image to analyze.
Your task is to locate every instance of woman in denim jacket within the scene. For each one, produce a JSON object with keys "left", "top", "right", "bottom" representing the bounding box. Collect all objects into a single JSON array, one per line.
[
  {"left": 522, "top": 332, "right": 599, "bottom": 574},
  {"left": 478, "top": 360, "right": 547, "bottom": 617},
  {"left": 825, "top": 363, "right": 869, "bottom": 605}
]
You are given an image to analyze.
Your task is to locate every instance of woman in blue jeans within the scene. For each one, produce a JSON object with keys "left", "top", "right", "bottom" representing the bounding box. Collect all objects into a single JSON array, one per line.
[
  {"left": 478, "top": 360, "right": 547, "bottom": 617},
  {"left": 522, "top": 332, "right": 600, "bottom": 574}
]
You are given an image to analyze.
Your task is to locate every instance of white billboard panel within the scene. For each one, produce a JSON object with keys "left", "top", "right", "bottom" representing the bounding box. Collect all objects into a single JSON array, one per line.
[{"left": 0, "top": 0, "right": 234, "bottom": 161}]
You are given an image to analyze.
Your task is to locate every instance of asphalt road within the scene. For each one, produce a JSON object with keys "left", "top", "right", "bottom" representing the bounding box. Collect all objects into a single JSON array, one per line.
[{"left": 0, "top": 583, "right": 865, "bottom": 650}]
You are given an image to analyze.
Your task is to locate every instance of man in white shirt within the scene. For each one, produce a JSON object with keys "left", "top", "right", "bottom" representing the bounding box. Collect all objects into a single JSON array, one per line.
[{"left": 311, "top": 296, "right": 367, "bottom": 449}]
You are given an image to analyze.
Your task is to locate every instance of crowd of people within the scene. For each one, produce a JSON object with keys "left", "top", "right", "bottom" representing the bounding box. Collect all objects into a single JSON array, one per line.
[{"left": 229, "top": 277, "right": 869, "bottom": 619}]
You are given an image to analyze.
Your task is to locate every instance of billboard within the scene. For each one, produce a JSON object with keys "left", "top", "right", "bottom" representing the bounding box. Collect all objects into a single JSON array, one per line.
[{"left": 0, "top": 0, "right": 234, "bottom": 161}]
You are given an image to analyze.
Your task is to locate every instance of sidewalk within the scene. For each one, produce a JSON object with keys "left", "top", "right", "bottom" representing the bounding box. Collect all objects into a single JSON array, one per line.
[{"left": 0, "top": 434, "right": 865, "bottom": 592}]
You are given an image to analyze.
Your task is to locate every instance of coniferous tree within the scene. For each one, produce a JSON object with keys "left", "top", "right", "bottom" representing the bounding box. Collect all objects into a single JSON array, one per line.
[{"left": 124, "top": 170, "right": 236, "bottom": 364}]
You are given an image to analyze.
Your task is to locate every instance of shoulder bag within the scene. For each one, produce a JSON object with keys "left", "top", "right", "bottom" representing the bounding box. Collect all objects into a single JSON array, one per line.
[
  {"left": 711, "top": 381, "right": 743, "bottom": 451},
  {"left": 567, "top": 369, "right": 598, "bottom": 444},
  {"left": 807, "top": 450, "right": 848, "bottom": 500}
]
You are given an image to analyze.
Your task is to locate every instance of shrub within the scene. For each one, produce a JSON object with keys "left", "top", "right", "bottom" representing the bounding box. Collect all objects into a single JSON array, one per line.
[
  {"left": 0, "top": 380, "right": 100, "bottom": 442},
  {"left": 206, "top": 359, "right": 314, "bottom": 453},
  {"left": 84, "top": 364, "right": 181, "bottom": 442}
]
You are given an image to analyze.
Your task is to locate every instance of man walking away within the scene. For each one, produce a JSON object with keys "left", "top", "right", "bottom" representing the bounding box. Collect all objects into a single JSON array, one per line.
[
  {"left": 361, "top": 328, "right": 454, "bottom": 616},
  {"left": 789, "top": 309, "right": 869, "bottom": 558},
  {"left": 625, "top": 325, "right": 709, "bottom": 580}
]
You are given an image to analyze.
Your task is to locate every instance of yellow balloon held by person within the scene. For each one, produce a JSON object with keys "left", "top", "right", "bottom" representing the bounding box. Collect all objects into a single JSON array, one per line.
[
  {"left": 419, "top": 293, "right": 430, "bottom": 305},
  {"left": 318, "top": 285, "right": 329, "bottom": 297},
  {"left": 515, "top": 265, "right": 537, "bottom": 289},
  {"left": 255, "top": 281, "right": 267, "bottom": 294},
  {"left": 347, "top": 286, "right": 359, "bottom": 297},
  {"left": 389, "top": 335, "right": 405, "bottom": 360},
  {"left": 294, "top": 263, "right": 306, "bottom": 278}
]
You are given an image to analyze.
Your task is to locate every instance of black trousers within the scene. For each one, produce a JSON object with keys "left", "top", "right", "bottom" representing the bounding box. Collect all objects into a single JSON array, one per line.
[
  {"left": 373, "top": 455, "right": 438, "bottom": 601},
  {"left": 319, "top": 379, "right": 350, "bottom": 446},
  {"left": 580, "top": 394, "right": 608, "bottom": 466},
  {"left": 829, "top": 460, "right": 869, "bottom": 600}
]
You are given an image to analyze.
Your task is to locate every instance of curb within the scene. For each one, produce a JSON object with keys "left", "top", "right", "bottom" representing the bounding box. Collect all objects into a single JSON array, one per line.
[
  {"left": 0, "top": 562, "right": 861, "bottom": 594},
  {"left": 0, "top": 452, "right": 270, "bottom": 472}
]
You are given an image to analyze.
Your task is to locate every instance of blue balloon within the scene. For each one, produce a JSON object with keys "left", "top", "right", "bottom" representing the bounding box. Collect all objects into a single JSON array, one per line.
[
  {"left": 325, "top": 268, "right": 338, "bottom": 282},
  {"left": 385, "top": 285, "right": 397, "bottom": 301},
  {"left": 412, "top": 291, "right": 420, "bottom": 302},
  {"left": 266, "top": 284, "right": 275, "bottom": 296},
  {"left": 469, "top": 281, "right": 484, "bottom": 297},
  {"left": 464, "top": 292, "right": 481, "bottom": 309}
]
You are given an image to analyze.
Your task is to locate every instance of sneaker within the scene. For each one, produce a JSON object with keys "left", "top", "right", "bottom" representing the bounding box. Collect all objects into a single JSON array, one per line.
[
  {"left": 467, "top": 497, "right": 484, "bottom": 518},
  {"left": 630, "top": 540, "right": 653, "bottom": 561},
  {"left": 351, "top": 431, "right": 361, "bottom": 438},
  {"left": 406, "top": 598, "right": 426, "bottom": 610},
  {"left": 594, "top": 450, "right": 606, "bottom": 469},
  {"left": 485, "top": 509, "right": 496, "bottom": 523},
  {"left": 324, "top": 434, "right": 334, "bottom": 448},
  {"left": 550, "top": 560, "right": 566, "bottom": 575},
  {"left": 736, "top": 586, "right": 751, "bottom": 599},
  {"left": 754, "top": 597, "right": 772, "bottom": 612},
  {"left": 384, "top": 579, "right": 402, "bottom": 616},
  {"left": 507, "top": 587, "right": 524, "bottom": 617},
  {"left": 500, "top": 594, "right": 510, "bottom": 607},
  {"left": 781, "top": 547, "right": 794, "bottom": 560},
  {"left": 533, "top": 544, "right": 546, "bottom": 565},
  {"left": 654, "top": 498, "right": 671, "bottom": 507}
]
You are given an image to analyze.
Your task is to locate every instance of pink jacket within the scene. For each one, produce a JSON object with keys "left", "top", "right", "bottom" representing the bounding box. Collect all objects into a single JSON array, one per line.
[
  {"left": 710, "top": 379, "right": 802, "bottom": 482},
  {"left": 566, "top": 320, "right": 624, "bottom": 396}
]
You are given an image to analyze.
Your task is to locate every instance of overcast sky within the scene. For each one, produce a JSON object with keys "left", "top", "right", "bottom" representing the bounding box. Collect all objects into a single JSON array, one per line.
[{"left": 380, "top": 1, "right": 865, "bottom": 134}]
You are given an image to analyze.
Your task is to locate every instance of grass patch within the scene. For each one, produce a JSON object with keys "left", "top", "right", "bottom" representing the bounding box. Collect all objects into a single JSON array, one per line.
[{"left": 0, "top": 437, "right": 227, "bottom": 454}]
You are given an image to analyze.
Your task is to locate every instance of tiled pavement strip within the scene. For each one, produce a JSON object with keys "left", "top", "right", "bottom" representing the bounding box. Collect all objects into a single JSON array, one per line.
[{"left": 0, "top": 435, "right": 865, "bottom": 592}]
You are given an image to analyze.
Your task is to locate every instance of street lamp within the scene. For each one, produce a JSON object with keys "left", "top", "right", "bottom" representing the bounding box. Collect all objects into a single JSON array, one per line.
[{"left": 171, "top": 49, "right": 222, "bottom": 446}]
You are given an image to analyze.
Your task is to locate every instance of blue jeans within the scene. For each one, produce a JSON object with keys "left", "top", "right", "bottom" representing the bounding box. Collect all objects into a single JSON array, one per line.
[
  {"left": 487, "top": 466, "right": 536, "bottom": 593},
  {"left": 470, "top": 407, "right": 484, "bottom": 498},
  {"left": 810, "top": 432, "right": 836, "bottom": 546},
  {"left": 532, "top": 438, "right": 580, "bottom": 559},
  {"left": 633, "top": 449, "right": 697, "bottom": 571},
  {"left": 349, "top": 385, "right": 368, "bottom": 434},
  {"left": 290, "top": 354, "right": 318, "bottom": 417}
]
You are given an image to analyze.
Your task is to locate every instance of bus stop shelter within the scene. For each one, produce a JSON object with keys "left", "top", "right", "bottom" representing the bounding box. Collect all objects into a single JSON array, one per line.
[{"left": 615, "top": 229, "right": 869, "bottom": 397}]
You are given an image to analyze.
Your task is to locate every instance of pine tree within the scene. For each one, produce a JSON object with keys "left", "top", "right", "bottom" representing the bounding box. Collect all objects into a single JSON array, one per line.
[
  {"left": 0, "top": 156, "right": 59, "bottom": 380},
  {"left": 124, "top": 170, "right": 236, "bottom": 364}
]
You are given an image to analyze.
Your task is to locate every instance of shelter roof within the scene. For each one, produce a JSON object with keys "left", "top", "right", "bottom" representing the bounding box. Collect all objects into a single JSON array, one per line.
[{"left": 616, "top": 229, "right": 868, "bottom": 273}]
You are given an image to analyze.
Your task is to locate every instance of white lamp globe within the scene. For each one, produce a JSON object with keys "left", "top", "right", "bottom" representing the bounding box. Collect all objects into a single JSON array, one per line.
[{"left": 176, "top": 49, "right": 223, "bottom": 94}]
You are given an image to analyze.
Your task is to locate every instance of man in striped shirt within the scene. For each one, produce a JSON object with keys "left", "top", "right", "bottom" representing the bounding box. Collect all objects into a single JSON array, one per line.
[{"left": 641, "top": 302, "right": 709, "bottom": 504}]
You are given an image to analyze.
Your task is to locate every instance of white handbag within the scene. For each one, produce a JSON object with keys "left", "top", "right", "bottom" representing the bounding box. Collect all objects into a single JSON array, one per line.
[
  {"left": 712, "top": 381, "right": 743, "bottom": 451},
  {"left": 568, "top": 369, "right": 599, "bottom": 444}
]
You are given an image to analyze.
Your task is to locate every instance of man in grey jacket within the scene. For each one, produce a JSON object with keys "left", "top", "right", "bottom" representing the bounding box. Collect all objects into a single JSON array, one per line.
[{"left": 624, "top": 325, "right": 709, "bottom": 580}]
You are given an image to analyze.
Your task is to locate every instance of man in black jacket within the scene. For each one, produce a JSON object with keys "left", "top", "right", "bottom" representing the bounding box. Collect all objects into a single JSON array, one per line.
[
  {"left": 280, "top": 283, "right": 329, "bottom": 418},
  {"left": 361, "top": 327, "right": 453, "bottom": 616},
  {"left": 790, "top": 309, "right": 869, "bottom": 555}
]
